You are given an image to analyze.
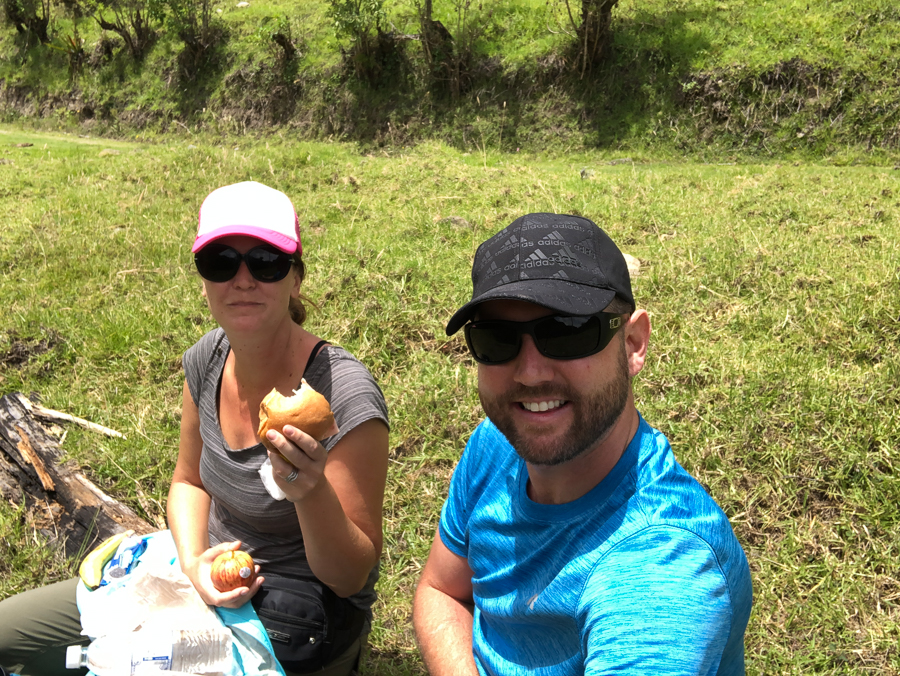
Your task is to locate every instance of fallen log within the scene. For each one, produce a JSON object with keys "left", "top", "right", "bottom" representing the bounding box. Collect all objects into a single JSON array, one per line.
[{"left": 0, "top": 393, "right": 155, "bottom": 560}]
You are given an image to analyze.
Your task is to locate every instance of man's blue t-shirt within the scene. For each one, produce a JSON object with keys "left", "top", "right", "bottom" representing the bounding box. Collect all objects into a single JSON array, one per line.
[{"left": 439, "top": 415, "right": 753, "bottom": 676}]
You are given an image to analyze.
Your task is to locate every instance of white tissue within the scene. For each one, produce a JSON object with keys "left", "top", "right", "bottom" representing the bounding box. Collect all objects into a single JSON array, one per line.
[{"left": 259, "top": 457, "right": 288, "bottom": 501}]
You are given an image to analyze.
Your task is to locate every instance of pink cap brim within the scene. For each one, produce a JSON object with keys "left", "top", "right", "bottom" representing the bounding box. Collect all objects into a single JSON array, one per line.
[{"left": 192, "top": 226, "right": 301, "bottom": 254}]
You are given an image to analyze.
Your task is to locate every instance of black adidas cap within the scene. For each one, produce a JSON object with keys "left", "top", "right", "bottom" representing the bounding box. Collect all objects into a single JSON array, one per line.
[{"left": 446, "top": 213, "right": 635, "bottom": 335}]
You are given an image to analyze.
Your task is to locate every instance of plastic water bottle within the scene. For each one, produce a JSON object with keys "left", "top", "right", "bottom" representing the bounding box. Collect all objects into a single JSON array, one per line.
[{"left": 65, "top": 627, "right": 232, "bottom": 675}]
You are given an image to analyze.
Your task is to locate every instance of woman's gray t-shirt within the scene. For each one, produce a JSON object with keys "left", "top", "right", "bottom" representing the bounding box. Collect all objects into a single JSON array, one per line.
[{"left": 182, "top": 328, "right": 389, "bottom": 620}]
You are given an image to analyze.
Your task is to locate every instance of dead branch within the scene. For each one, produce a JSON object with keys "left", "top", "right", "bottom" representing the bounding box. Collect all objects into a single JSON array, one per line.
[{"left": 15, "top": 393, "right": 126, "bottom": 439}]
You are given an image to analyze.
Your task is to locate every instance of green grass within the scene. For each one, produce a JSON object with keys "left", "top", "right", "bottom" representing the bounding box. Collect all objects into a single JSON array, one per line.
[{"left": 1, "top": 127, "right": 899, "bottom": 674}]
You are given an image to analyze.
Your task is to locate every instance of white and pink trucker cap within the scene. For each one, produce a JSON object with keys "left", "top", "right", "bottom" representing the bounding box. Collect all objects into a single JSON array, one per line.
[{"left": 193, "top": 181, "right": 301, "bottom": 254}]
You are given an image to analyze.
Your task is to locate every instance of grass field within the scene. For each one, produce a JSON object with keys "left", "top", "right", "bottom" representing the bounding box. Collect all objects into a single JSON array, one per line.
[{"left": 0, "top": 126, "right": 898, "bottom": 674}]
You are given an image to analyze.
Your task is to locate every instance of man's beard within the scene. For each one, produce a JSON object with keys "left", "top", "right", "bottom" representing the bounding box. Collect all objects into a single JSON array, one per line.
[{"left": 479, "top": 343, "right": 630, "bottom": 467}]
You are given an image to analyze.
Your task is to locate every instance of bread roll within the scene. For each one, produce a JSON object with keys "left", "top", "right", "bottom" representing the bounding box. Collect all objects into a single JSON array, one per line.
[{"left": 257, "top": 379, "right": 339, "bottom": 453}]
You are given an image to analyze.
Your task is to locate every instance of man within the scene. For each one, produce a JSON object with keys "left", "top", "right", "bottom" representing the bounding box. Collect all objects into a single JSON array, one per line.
[{"left": 413, "top": 213, "right": 752, "bottom": 676}]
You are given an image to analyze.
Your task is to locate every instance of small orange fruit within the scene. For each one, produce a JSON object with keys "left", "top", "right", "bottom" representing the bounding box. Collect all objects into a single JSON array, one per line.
[{"left": 211, "top": 550, "right": 256, "bottom": 592}]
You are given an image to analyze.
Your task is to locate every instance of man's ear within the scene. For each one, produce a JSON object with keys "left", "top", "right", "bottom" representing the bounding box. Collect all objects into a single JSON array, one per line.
[{"left": 624, "top": 309, "right": 651, "bottom": 377}]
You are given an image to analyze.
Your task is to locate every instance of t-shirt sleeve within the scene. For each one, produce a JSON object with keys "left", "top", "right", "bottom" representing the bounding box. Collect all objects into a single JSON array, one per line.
[
  {"left": 318, "top": 352, "right": 389, "bottom": 452},
  {"left": 182, "top": 329, "right": 225, "bottom": 407},
  {"left": 438, "top": 424, "right": 484, "bottom": 558},
  {"left": 581, "top": 526, "right": 735, "bottom": 675}
]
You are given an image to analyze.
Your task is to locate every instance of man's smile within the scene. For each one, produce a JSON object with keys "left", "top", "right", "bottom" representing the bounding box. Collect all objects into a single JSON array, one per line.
[{"left": 519, "top": 400, "right": 567, "bottom": 413}]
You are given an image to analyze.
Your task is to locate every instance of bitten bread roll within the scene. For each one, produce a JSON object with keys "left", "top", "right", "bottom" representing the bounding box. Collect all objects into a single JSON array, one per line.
[{"left": 257, "top": 379, "right": 339, "bottom": 453}]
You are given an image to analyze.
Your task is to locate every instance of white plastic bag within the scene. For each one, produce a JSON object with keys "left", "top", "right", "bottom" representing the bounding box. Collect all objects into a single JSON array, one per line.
[{"left": 79, "top": 539, "right": 221, "bottom": 639}]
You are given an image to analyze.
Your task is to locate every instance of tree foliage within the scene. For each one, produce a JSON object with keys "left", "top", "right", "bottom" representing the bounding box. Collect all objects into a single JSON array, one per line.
[
  {"left": 327, "top": 0, "right": 393, "bottom": 81},
  {"left": 88, "top": 0, "right": 163, "bottom": 60},
  {"left": 328, "top": 0, "right": 386, "bottom": 45},
  {"left": 2, "top": 0, "right": 52, "bottom": 43},
  {"left": 165, "top": 0, "right": 223, "bottom": 78}
]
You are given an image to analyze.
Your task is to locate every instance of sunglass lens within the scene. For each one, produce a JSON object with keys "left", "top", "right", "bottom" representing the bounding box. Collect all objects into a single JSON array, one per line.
[
  {"left": 535, "top": 315, "right": 601, "bottom": 359},
  {"left": 466, "top": 323, "right": 521, "bottom": 364},
  {"left": 246, "top": 247, "right": 293, "bottom": 282},
  {"left": 194, "top": 244, "right": 241, "bottom": 282}
]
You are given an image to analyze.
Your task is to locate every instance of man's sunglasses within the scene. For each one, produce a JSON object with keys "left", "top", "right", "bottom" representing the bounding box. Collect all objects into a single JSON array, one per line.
[
  {"left": 194, "top": 243, "right": 294, "bottom": 283},
  {"left": 463, "top": 312, "right": 624, "bottom": 365}
]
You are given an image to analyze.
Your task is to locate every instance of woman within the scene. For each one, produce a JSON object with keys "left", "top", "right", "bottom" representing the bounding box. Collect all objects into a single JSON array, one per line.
[
  {"left": 0, "top": 181, "right": 389, "bottom": 676},
  {"left": 169, "top": 180, "right": 389, "bottom": 675}
]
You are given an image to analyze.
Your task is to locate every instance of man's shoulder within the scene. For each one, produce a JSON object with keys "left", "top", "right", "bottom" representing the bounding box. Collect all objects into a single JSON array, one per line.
[
  {"left": 631, "top": 416, "right": 728, "bottom": 522},
  {"left": 578, "top": 522, "right": 752, "bottom": 624},
  {"left": 463, "top": 419, "right": 518, "bottom": 466},
  {"left": 578, "top": 523, "right": 752, "bottom": 675},
  {"left": 621, "top": 418, "right": 752, "bottom": 603},
  {"left": 632, "top": 414, "right": 674, "bottom": 459},
  {"left": 451, "top": 419, "right": 520, "bottom": 495}
]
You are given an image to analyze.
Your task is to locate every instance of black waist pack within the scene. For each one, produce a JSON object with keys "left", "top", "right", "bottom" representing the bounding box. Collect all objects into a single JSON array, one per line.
[{"left": 251, "top": 576, "right": 366, "bottom": 673}]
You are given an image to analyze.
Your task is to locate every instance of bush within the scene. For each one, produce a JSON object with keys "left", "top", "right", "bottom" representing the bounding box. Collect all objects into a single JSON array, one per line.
[
  {"left": 164, "top": 0, "right": 224, "bottom": 80},
  {"left": 89, "top": 0, "right": 163, "bottom": 61},
  {"left": 328, "top": 0, "right": 386, "bottom": 46},
  {"left": 47, "top": 22, "right": 86, "bottom": 77},
  {"left": 327, "top": 0, "right": 394, "bottom": 82},
  {"left": 431, "top": 0, "right": 491, "bottom": 100}
]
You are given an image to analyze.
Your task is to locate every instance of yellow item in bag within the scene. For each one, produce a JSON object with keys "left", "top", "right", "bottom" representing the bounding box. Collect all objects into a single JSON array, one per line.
[{"left": 78, "top": 530, "right": 134, "bottom": 589}]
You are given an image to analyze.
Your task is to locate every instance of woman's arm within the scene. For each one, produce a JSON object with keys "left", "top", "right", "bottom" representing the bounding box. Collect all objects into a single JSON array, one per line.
[
  {"left": 167, "top": 380, "right": 263, "bottom": 607},
  {"left": 265, "top": 417, "right": 389, "bottom": 597}
]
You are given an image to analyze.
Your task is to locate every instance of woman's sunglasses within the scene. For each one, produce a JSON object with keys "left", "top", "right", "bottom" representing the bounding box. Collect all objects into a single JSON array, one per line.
[
  {"left": 194, "top": 243, "right": 294, "bottom": 283},
  {"left": 463, "top": 312, "right": 624, "bottom": 365}
]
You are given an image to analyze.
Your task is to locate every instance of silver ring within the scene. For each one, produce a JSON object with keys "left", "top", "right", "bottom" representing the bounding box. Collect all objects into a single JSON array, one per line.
[{"left": 284, "top": 468, "right": 299, "bottom": 483}]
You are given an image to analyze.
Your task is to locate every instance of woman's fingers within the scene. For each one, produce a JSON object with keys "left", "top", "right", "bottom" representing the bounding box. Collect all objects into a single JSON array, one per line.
[
  {"left": 268, "top": 451, "right": 298, "bottom": 480},
  {"left": 283, "top": 425, "right": 326, "bottom": 456},
  {"left": 265, "top": 427, "right": 327, "bottom": 499},
  {"left": 271, "top": 426, "right": 325, "bottom": 459},
  {"left": 198, "top": 542, "right": 266, "bottom": 608},
  {"left": 204, "top": 539, "right": 242, "bottom": 561},
  {"left": 187, "top": 541, "right": 253, "bottom": 606},
  {"left": 217, "top": 574, "right": 265, "bottom": 608}
]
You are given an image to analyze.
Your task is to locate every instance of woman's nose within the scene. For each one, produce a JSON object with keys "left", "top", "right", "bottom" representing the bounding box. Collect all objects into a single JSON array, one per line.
[{"left": 231, "top": 260, "right": 256, "bottom": 287}]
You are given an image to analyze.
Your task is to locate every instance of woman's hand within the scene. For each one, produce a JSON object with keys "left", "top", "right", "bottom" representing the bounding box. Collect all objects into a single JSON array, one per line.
[
  {"left": 183, "top": 540, "right": 264, "bottom": 608},
  {"left": 266, "top": 425, "right": 328, "bottom": 502}
]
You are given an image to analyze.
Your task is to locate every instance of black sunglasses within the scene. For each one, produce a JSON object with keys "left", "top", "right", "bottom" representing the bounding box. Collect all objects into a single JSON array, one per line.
[
  {"left": 463, "top": 312, "right": 624, "bottom": 365},
  {"left": 194, "top": 243, "right": 294, "bottom": 283}
]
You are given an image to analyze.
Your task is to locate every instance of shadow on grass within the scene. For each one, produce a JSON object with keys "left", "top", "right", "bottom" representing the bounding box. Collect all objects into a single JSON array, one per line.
[
  {"left": 315, "top": 37, "right": 423, "bottom": 145},
  {"left": 307, "top": 5, "right": 716, "bottom": 151},
  {"left": 569, "top": 6, "right": 715, "bottom": 147},
  {"left": 479, "top": 6, "right": 716, "bottom": 151},
  {"left": 173, "top": 30, "right": 231, "bottom": 121}
]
